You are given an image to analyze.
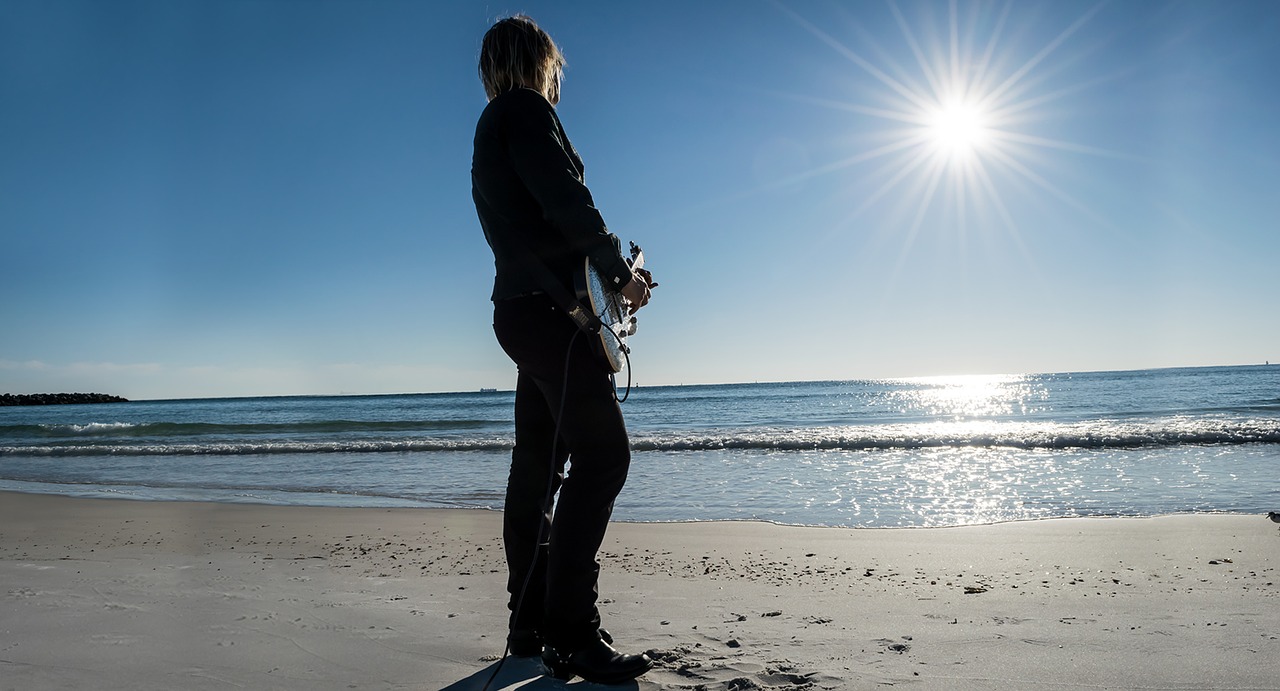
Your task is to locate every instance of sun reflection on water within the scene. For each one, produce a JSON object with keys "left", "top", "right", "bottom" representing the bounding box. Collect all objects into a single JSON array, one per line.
[
  {"left": 864, "top": 375, "right": 1058, "bottom": 526},
  {"left": 889, "top": 373, "right": 1049, "bottom": 420}
]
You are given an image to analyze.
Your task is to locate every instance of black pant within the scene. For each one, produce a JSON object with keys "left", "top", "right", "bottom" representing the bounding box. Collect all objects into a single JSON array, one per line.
[{"left": 493, "top": 295, "right": 632, "bottom": 651}]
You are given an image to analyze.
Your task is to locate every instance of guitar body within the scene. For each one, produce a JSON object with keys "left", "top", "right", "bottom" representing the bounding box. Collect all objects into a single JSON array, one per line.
[{"left": 574, "top": 243, "right": 643, "bottom": 373}]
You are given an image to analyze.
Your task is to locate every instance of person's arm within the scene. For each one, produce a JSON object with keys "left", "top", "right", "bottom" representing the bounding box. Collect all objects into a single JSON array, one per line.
[{"left": 503, "top": 91, "right": 634, "bottom": 292}]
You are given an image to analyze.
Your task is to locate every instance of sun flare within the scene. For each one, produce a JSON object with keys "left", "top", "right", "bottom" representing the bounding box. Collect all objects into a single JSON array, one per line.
[{"left": 770, "top": 0, "right": 1110, "bottom": 242}]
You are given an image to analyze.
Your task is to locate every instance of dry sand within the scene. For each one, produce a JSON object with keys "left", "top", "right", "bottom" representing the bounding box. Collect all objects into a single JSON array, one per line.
[{"left": 1, "top": 490, "right": 1278, "bottom": 690}]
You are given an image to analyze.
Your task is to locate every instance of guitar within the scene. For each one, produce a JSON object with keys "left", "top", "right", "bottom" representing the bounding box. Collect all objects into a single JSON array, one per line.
[{"left": 574, "top": 242, "right": 644, "bottom": 373}]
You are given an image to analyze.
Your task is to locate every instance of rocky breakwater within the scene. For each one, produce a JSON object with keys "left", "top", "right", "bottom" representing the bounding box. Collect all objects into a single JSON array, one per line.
[{"left": 1, "top": 393, "right": 130, "bottom": 406}]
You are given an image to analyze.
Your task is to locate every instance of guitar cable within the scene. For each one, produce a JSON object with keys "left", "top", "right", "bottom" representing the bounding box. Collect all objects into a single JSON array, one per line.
[
  {"left": 481, "top": 329, "right": 579, "bottom": 691},
  {"left": 607, "top": 297, "right": 636, "bottom": 404},
  {"left": 611, "top": 338, "right": 633, "bottom": 403}
]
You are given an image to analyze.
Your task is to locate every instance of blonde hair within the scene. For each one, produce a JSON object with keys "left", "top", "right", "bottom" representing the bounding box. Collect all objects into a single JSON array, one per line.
[{"left": 479, "top": 15, "right": 565, "bottom": 105}]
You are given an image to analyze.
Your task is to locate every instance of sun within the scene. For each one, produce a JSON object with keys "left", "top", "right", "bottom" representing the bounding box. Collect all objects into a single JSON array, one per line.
[
  {"left": 767, "top": 0, "right": 1111, "bottom": 241},
  {"left": 927, "top": 100, "right": 989, "bottom": 159}
]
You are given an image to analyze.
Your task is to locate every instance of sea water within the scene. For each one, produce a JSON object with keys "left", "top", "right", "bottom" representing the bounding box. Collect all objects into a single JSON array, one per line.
[{"left": 2, "top": 365, "right": 1277, "bottom": 527}]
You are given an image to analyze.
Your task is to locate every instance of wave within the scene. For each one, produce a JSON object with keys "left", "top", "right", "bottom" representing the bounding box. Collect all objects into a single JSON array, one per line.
[
  {"left": 0, "top": 419, "right": 503, "bottom": 439},
  {"left": 0, "top": 437, "right": 516, "bottom": 456},
  {"left": 630, "top": 425, "right": 1280, "bottom": 451},
  {"left": 3, "top": 419, "right": 1279, "bottom": 457}
]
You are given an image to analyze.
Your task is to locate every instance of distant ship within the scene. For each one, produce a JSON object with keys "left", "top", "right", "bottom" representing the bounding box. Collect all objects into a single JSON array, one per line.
[{"left": 479, "top": 387, "right": 498, "bottom": 393}]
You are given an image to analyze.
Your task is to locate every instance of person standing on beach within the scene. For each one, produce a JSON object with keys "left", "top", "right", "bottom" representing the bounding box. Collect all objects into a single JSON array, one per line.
[{"left": 470, "top": 15, "right": 655, "bottom": 685}]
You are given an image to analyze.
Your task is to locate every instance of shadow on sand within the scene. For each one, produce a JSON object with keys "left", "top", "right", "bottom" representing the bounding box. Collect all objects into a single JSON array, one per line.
[{"left": 440, "top": 656, "right": 641, "bottom": 690}]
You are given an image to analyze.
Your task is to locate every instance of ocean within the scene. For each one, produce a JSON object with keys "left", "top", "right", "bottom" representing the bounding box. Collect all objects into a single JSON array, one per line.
[{"left": 2, "top": 365, "right": 1277, "bottom": 527}]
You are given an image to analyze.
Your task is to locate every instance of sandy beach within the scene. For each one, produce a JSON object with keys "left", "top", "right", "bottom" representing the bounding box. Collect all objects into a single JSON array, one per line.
[{"left": 1, "top": 491, "right": 1277, "bottom": 690}]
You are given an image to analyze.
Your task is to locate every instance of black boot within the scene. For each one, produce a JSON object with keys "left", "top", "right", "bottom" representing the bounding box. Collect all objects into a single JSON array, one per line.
[
  {"left": 542, "top": 635, "right": 653, "bottom": 684},
  {"left": 507, "top": 628, "right": 543, "bottom": 657},
  {"left": 508, "top": 627, "right": 611, "bottom": 658}
]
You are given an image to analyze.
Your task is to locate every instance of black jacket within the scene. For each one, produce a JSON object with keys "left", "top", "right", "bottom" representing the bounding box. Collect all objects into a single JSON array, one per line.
[{"left": 472, "top": 88, "right": 632, "bottom": 301}]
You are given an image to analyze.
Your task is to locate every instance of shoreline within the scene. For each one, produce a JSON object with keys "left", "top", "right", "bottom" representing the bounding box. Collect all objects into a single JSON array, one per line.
[
  {"left": 0, "top": 486, "right": 1263, "bottom": 529},
  {"left": 3, "top": 490, "right": 1278, "bottom": 690}
]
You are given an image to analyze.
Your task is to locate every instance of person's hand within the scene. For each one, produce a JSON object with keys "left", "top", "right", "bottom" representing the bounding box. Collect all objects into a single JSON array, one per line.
[
  {"left": 635, "top": 267, "right": 657, "bottom": 290},
  {"left": 620, "top": 270, "right": 652, "bottom": 312}
]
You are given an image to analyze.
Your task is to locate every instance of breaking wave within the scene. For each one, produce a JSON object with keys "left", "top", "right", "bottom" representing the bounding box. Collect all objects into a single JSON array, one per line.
[{"left": 4, "top": 419, "right": 1278, "bottom": 457}]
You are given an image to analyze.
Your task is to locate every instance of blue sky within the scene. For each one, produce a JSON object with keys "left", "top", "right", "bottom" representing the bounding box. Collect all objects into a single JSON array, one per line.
[{"left": 2, "top": 0, "right": 1277, "bottom": 400}]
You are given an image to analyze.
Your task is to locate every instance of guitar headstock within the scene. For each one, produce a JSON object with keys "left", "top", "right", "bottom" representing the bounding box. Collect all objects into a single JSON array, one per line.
[{"left": 628, "top": 241, "right": 644, "bottom": 269}]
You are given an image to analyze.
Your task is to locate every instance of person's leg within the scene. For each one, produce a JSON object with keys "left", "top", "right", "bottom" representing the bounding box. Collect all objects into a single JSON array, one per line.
[
  {"left": 502, "top": 370, "right": 567, "bottom": 637},
  {"left": 494, "top": 297, "right": 572, "bottom": 642},
  {"left": 532, "top": 344, "right": 631, "bottom": 651},
  {"left": 493, "top": 296, "right": 651, "bottom": 682}
]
